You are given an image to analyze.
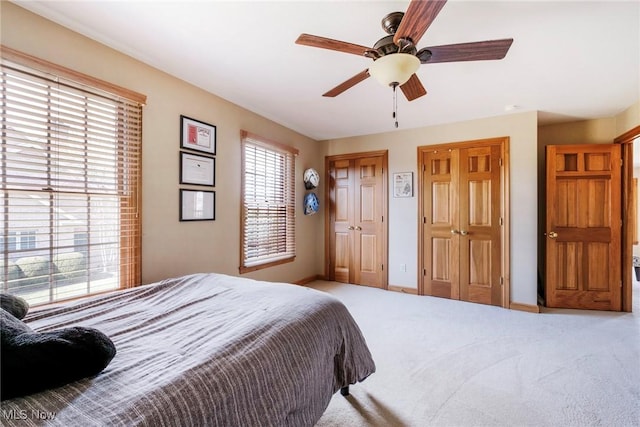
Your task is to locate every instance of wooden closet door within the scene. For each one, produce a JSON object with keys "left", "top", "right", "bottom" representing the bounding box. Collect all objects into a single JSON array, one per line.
[
  {"left": 545, "top": 144, "right": 621, "bottom": 311},
  {"left": 329, "top": 159, "right": 353, "bottom": 283},
  {"left": 420, "top": 140, "right": 505, "bottom": 307},
  {"left": 353, "top": 156, "right": 384, "bottom": 287},
  {"left": 327, "top": 152, "right": 387, "bottom": 288},
  {"left": 422, "top": 149, "right": 460, "bottom": 299},
  {"left": 459, "top": 146, "right": 502, "bottom": 306}
]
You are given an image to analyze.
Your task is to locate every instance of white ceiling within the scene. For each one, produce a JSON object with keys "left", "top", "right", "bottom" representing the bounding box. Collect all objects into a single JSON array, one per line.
[{"left": 13, "top": 0, "right": 640, "bottom": 141}]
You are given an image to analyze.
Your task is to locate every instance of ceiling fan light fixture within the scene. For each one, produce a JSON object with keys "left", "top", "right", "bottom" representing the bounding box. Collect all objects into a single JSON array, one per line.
[{"left": 368, "top": 53, "right": 420, "bottom": 87}]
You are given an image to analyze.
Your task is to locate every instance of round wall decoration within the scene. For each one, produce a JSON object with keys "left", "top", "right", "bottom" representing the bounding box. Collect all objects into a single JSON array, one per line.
[
  {"left": 303, "top": 168, "right": 320, "bottom": 189},
  {"left": 304, "top": 192, "right": 319, "bottom": 215}
]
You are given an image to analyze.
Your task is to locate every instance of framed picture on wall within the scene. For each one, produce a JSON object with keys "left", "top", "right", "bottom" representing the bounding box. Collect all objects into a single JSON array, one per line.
[
  {"left": 180, "top": 189, "right": 215, "bottom": 221},
  {"left": 180, "top": 151, "right": 215, "bottom": 186},
  {"left": 393, "top": 172, "right": 413, "bottom": 198},
  {"left": 180, "top": 115, "right": 216, "bottom": 155}
]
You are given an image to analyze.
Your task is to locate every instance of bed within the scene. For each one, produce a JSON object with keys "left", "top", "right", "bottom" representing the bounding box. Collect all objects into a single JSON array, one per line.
[{"left": 0, "top": 273, "right": 375, "bottom": 426}]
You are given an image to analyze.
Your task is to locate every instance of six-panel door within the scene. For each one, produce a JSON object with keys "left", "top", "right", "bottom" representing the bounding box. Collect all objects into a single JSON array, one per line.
[
  {"left": 421, "top": 143, "right": 503, "bottom": 307},
  {"left": 328, "top": 155, "right": 385, "bottom": 288},
  {"left": 545, "top": 144, "right": 621, "bottom": 311}
]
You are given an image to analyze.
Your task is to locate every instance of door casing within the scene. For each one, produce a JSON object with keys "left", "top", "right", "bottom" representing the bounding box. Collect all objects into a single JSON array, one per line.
[{"left": 616, "top": 125, "right": 639, "bottom": 312}]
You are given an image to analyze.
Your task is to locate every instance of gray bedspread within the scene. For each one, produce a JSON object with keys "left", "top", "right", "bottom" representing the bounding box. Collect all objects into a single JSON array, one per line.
[{"left": 0, "top": 273, "right": 375, "bottom": 426}]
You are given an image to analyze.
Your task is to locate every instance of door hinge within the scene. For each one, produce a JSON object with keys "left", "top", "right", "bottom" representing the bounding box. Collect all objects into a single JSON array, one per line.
[
  {"left": 499, "top": 217, "right": 503, "bottom": 226},
  {"left": 423, "top": 216, "right": 427, "bottom": 224},
  {"left": 500, "top": 277, "right": 504, "bottom": 285},
  {"left": 381, "top": 215, "right": 384, "bottom": 222},
  {"left": 423, "top": 269, "right": 427, "bottom": 276},
  {"left": 381, "top": 264, "right": 384, "bottom": 271},
  {"left": 423, "top": 164, "right": 426, "bottom": 172},
  {"left": 499, "top": 158, "right": 503, "bottom": 167}
]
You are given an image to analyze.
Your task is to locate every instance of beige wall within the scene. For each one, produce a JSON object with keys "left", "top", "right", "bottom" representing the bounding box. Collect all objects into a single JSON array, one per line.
[
  {"left": 616, "top": 101, "right": 640, "bottom": 136},
  {"left": 538, "top": 117, "right": 617, "bottom": 146},
  {"left": 538, "top": 100, "right": 639, "bottom": 147},
  {"left": 536, "top": 102, "right": 639, "bottom": 178},
  {"left": 0, "top": 2, "right": 325, "bottom": 285},
  {"left": 323, "top": 111, "right": 540, "bottom": 306}
]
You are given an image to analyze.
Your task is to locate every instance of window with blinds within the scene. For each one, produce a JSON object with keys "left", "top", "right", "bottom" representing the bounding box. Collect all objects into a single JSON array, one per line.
[
  {"left": 240, "top": 131, "right": 298, "bottom": 273},
  {"left": 1, "top": 50, "right": 144, "bottom": 305}
]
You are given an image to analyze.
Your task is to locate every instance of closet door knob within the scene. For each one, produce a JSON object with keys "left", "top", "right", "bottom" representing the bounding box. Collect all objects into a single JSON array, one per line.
[
  {"left": 355, "top": 226, "right": 362, "bottom": 231},
  {"left": 451, "top": 229, "right": 459, "bottom": 235},
  {"left": 459, "top": 230, "right": 469, "bottom": 236},
  {"left": 348, "top": 226, "right": 355, "bottom": 230}
]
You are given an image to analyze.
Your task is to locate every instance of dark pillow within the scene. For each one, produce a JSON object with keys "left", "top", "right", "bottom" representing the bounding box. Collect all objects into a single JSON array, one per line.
[
  {"left": 0, "top": 293, "right": 29, "bottom": 320},
  {"left": 0, "top": 308, "right": 116, "bottom": 401}
]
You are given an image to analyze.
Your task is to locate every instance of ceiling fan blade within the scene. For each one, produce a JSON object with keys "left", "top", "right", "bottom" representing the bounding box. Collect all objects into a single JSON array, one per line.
[
  {"left": 400, "top": 74, "right": 427, "bottom": 101},
  {"left": 296, "top": 33, "right": 371, "bottom": 56},
  {"left": 421, "top": 38, "right": 514, "bottom": 63},
  {"left": 323, "top": 69, "right": 370, "bottom": 97},
  {"left": 394, "top": 0, "right": 448, "bottom": 46}
]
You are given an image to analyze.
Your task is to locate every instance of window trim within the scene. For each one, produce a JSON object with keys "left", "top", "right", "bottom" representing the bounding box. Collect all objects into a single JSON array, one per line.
[
  {"left": 239, "top": 130, "right": 298, "bottom": 274},
  {"left": 0, "top": 45, "right": 147, "bottom": 105}
]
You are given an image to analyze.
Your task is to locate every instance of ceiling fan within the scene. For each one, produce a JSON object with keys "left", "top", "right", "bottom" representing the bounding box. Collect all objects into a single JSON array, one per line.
[{"left": 295, "top": 0, "right": 513, "bottom": 103}]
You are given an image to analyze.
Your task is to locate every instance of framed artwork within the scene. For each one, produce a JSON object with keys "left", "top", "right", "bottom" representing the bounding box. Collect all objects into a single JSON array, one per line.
[
  {"left": 393, "top": 172, "right": 413, "bottom": 198},
  {"left": 180, "top": 115, "right": 216, "bottom": 155},
  {"left": 180, "top": 189, "right": 215, "bottom": 221},
  {"left": 180, "top": 151, "right": 215, "bottom": 186}
]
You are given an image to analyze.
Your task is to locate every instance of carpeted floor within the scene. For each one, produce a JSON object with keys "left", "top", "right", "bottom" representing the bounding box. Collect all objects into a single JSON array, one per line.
[{"left": 311, "top": 278, "right": 640, "bottom": 427}]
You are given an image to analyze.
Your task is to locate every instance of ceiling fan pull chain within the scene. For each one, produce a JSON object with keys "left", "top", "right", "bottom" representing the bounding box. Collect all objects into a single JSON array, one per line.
[{"left": 392, "top": 83, "right": 399, "bottom": 128}]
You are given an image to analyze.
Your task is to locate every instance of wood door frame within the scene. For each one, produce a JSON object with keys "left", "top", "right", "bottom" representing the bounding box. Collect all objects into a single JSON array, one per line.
[
  {"left": 417, "top": 137, "right": 511, "bottom": 308},
  {"left": 324, "top": 150, "right": 389, "bottom": 288},
  {"left": 615, "top": 125, "right": 639, "bottom": 312}
]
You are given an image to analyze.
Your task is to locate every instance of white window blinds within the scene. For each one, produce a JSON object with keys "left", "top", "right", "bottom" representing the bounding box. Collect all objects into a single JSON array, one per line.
[
  {"left": 240, "top": 131, "right": 297, "bottom": 272},
  {"left": 1, "top": 51, "right": 143, "bottom": 305}
]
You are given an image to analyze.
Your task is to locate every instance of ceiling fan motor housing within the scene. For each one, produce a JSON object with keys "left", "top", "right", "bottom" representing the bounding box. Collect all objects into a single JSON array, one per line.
[
  {"left": 381, "top": 11, "right": 404, "bottom": 35},
  {"left": 374, "top": 35, "right": 400, "bottom": 56},
  {"left": 371, "top": 12, "right": 419, "bottom": 59},
  {"left": 372, "top": 35, "right": 418, "bottom": 58}
]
